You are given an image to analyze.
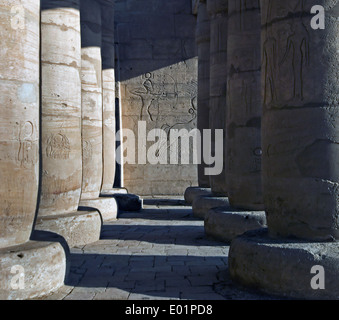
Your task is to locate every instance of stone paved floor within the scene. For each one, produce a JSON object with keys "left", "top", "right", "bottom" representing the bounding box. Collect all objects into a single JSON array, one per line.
[{"left": 41, "top": 197, "right": 280, "bottom": 300}]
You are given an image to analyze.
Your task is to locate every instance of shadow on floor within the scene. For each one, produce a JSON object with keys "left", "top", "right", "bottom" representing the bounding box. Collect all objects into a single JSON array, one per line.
[{"left": 117, "top": 207, "right": 202, "bottom": 221}]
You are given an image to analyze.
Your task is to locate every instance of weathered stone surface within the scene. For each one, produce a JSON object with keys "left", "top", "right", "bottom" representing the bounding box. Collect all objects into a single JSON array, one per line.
[
  {"left": 35, "top": 211, "right": 102, "bottom": 248},
  {"left": 105, "top": 193, "right": 143, "bottom": 212},
  {"left": 207, "top": 0, "right": 228, "bottom": 195},
  {"left": 116, "top": 0, "right": 198, "bottom": 195},
  {"left": 101, "top": 188, "right": 128, "bottom": 195},
  {"left": 38, "top": 0, "right": 101, "bottom": 247},
  {"left": 0, "top": 0, "right": 40, "bottom": 248},
  {"left": 39, "top": 1, "right": 83, "bottom": 216},
  {"left": 205, "top": 206, "right": 266, "bottom": 242},
  {"left": 80, "top": 0, "right": 104, "bottom": 201},
  {"left": 0, "top": 241, "right": 66, "bottom": 300},
  {"left": 229, "top": 229, "right": 339, "bottom": 300},
  {"left": 0, "top": 0, "right": 65, "bottom": 301},
  {"left": 79, "top": 198, "right": 118, "bottom": 221},
  {"left": 196, "top": 0, "right": 211, "bottom": 188},
  {"left": 184, "top": 186, "right": 212, "bottom": 204},
  {"left": 192, "top": 195, "right": 229, "bottom": 219},
  {"left": 226, "top": 0, "right": 263, "bottom": 210},
  {"left": 261, "top": 0, "right": 339, "bottom": 241}
]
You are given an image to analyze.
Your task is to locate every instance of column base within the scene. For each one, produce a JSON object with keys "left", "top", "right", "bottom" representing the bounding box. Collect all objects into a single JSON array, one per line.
[
  {"left": 34, "top": 210, "right": 102, "bottom": 248},
  {"left": 0, "top": 241, "right": 66, "bottom": 300},
  {"left": 101, "top": 192, "right": 143, "bottom": 212},
  {"left": 101, "top": 187, "right": 128, "bottom": 195},
  {"left": 229, "top": 228, "right": 339, "bottom": 300},
  {"left": 79, "top": 197, "right": 118, "bottom": 221},
  {"left": 184, "top": 186, "right": 212, "bottom": 205},
  {"left": 205, "top": 206, "right": 266, "bottom": 243},
  {"left": 192, "top": 195, "right": 229, "bottom": 219}
]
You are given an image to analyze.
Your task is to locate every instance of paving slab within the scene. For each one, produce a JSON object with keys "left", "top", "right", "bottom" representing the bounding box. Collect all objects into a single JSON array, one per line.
[{"left": 39, "top": 198, "right": 281, "bottom": 300}]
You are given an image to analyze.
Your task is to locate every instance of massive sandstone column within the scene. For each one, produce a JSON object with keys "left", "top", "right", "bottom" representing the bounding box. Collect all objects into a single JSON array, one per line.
[
  {"left": 100, "top": 0, "right": 116, "bottom": 194},
  {"left": 35, "top": 0, "right": 102, "bottom": 247},
  {"left": 207, "top": 0, "right": 228, "bottom": 196},
  {"left": 184, "top": 0, "right": 212, "bottom": 206},
  {"left": 99, "top": 0, "right": 142, "bottom": 212},
  {"left": 78, "top": 0, "right": 118, "bottom": 220},
  {"left": 192, "top": 0, "right": 230, "bottom": 219},
  {"left": 229, "top": 0, "right": 339, "bottom": 299},
  {"left": 0, "top": 0, "right": 65, "bottom": 299},
  {"left": 205, "top": 0, "right": 266, "bottom": 240},
  {"left": 226, "top": 0, "right": 264, "bottom": 211}
]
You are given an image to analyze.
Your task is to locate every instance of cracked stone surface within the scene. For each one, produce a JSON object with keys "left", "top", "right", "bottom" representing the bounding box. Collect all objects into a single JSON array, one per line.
[{"left": 39, "top": 197, "right": 282, "bottom": 300}]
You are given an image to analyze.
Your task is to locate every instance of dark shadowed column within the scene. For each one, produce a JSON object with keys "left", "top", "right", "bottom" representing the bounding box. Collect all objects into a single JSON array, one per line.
[
  {"left": 99, "top": 0, "right": 142, "bottom": 212},
  {"left": 191, "top": 0, "right": 230, "bottom": 219},
  {"left": 0, "top": 0, "right": 65, "bottom": 299},
  {"left": 204, "top": 0, "right": 266, "bottom": 241},
  {"left": 229, "top": 0, "right": 339, "bottom": 299},
  {"left": 226, "top": 0, "right": 264, "bottom": 211},
  {"left": 78, "top": 0, "right": 118, "bottom": 221},
  {"left": 184, "top": 0, "right": 213, "bottom": 206}
]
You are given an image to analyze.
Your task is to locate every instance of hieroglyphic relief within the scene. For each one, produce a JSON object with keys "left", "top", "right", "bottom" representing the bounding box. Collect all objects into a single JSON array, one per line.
[
  {"left": 46, "top": 133, "right": 71, "bottom": 160},
  {"left": 82, "top": 140, "right": 93, "bottom": 160},
  {"left": 17, "top": 121, "right": 36, "bottom": 167},
  {"left": 262, "top": 0, "right": 310, "bottom": 107},
  {"left": 130, "top": 72, "right": 197, "bottom": 132}
]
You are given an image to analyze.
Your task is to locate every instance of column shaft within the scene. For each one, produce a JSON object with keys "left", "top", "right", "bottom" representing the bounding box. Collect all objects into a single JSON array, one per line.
[
  {"left": 226, "top": 0, "right": 263, "bottom": 210},
  {"left": 0, "top": 0, "right": 65, "bottom": 300},
  {"left": 196, "top": 0, "right": 211, "bottom": 188},
  {"left": 261, "top": 0, "right": 339, "bottom": 240},
  {"left": 207, "top": 0, "right": 228, "bottom": 196},
  {"left": 0, "top": 0, "right": 39, "bottom": 248},
  {"left": 36, "top": 0, "right": 102, "bottom": 247},
  {"left": 101, "top": 0, "right": 116, "bottom": 193}
]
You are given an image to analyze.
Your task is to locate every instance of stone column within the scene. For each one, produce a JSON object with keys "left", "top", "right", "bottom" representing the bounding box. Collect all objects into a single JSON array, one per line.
[
  {"left": 229, "top": 0, "right": 339, "bottom": 299},
  {"left": 0, "top": 0, "right": 65, "bottom": 299},
  {"left": 204, "top": 0, "right": 266, "bottom": 240},
  {"left": 98, "top": 0, "right": 142, "bottom": 213},
  {"left": 192, "top": 0, "right": 230, "bottom": 219},
  {"left": 207, "top": 0, "right": 228, "bottom": 197},
  {"left": 100, "top": 0, "right": 117, "bottom": 194},
  {"left": 184, "top": 0, "right": 212, "bottom": 206},
  {"left": 78, "top": 0, "right": 118, "bottom": 221},
  {"left": 35, "top": 0, "right": 102, "bottom": 247},
  {"left": 226, "top": 0, "right": 264, "bottom": 211}
]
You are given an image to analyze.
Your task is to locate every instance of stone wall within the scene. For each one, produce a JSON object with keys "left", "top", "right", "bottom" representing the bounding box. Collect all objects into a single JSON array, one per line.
[{"left": 115, "top": 0, "right": 198, "bottom": 196}]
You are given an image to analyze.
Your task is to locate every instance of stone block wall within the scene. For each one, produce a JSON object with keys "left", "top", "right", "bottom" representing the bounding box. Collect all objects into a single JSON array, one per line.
[{"left": 115, "top": 0, "right": 198, "bottom": 196}]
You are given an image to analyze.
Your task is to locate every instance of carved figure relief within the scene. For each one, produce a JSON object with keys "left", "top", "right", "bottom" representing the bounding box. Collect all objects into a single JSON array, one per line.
[
  {"left": 263, "top": 0, "right": 310, "bottom": 107},
  {"left": 129, "top": 72, "right": 197, "bottom": 135},
  {"left": 18, "top": 121, "right": 35, "bottom": 167},
  {"left": 82, "top": 140, "right": 93, "bottom": 160},
  {"left": 46, "top": 133, "right": 70, "bottom": 160}
]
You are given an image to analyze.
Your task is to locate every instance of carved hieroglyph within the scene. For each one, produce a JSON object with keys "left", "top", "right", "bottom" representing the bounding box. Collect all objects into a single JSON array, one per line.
[
  {"left": 226, "top": 0, "right": 263, "bottom": 210},
  {"left": 0, "top": 0, "right": 40, "bottom": 248},
  {"left": 261, "top": 0, "right": 339, "bottom": 240},
  {"left": 38, "top": 1, "right": 83, "bottom": 216}
]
